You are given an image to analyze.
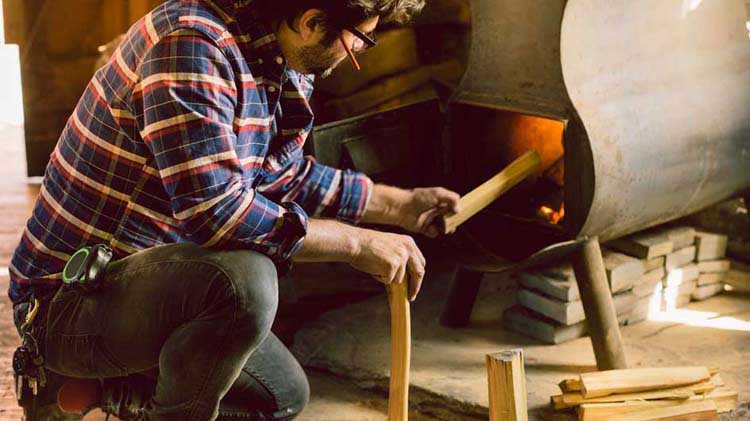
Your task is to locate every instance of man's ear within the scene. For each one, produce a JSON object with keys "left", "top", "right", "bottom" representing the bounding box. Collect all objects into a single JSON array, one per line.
[{"left": 297, "top": 9, "right": 328, "bottom": 43}]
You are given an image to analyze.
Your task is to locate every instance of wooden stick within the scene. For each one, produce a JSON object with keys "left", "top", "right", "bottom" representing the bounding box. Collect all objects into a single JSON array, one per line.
[
  {"left": 487, "top": 349, "right": 528, "bottom": 421},
  {"left": 579, "top": 367, "right": 711, "bottom": 398},
  {"left": 604, "top": 400, "right": 717, "bottom": 421},
  {"left": 552, "top": 377, "right": 719, "bottom": 410},
  {"left": 439, "top": 150, "right": 541, "bottom": 234},
  {"left": 578, "top": 388, "right": 738, "bottom": 419},
  {"left": 387, "top": 281, "right": 411, "bottom": 421}
]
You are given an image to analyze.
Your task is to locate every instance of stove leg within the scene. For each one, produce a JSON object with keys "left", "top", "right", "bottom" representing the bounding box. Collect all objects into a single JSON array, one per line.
[
  {"left": 440, "top": 267, "right": 483, "bottom": 327},
  {"left": 572, "top": 236, "right": 628, "bottom": 370}
]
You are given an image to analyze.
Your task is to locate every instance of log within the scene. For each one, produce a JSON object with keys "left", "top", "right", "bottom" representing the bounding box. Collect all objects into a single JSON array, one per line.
[
  {"left": 487, "top": 349, "right": 528, "bottom": 421},
  {"left": 439, "top": 150, "right": 541, "bottom": 234},
  {"left": 579, "top": 367, "right": 711, "bottom": 398},
  {"left": 387, "top": 281, "right": 411, "bottom": 421}
]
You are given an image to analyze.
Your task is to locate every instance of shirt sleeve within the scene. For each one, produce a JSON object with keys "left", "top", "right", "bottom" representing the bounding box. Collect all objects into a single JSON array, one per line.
[
  {"left": 258, "top": 154, "right": 373, "bottom": 224},
  {"left": 132, "top": 29, "right": 307, "bottom": 262}
]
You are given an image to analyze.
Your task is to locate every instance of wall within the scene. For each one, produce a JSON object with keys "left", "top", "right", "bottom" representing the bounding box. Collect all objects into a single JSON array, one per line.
[{"left": 1, "top": 0, "right": 163, "bottom": 176}]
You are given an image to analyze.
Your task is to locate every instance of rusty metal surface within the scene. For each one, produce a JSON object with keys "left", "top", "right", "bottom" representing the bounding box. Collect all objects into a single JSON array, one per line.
[
  {"left": 561, "top": 0, "right": 750, "bottom": 241},
  {"left": 446, "top": 0, "right": 750, "bottom": 269}
]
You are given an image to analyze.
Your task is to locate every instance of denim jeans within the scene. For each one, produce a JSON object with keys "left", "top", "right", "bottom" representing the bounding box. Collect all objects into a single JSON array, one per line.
[{"left": 32, "top": 243, "right": 309, "bottom": 420}]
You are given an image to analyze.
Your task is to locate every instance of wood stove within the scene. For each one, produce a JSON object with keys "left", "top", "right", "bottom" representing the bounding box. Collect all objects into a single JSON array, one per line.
[{"left": 310, "top": 0, "right": 750, "bottom": 369}]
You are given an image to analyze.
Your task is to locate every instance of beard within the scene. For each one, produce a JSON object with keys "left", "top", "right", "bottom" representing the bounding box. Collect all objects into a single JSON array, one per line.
[{"left": 296, "top": 43, "right": 346, "bottom": 78}]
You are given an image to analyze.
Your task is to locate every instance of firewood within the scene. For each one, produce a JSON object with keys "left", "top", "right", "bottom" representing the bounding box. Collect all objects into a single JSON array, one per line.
[
  {"left": 439, "top": 150, "right": 541, "bottom": 234},
  {"left": 487, "top": 349, "right": 527, "bottom": 421},
  {"left": 560, "top": 378, "right": 583, "bottom": 393},
  {"left": 665, "top": 246, "right": 697, "bottom": 271},
  {"left": 579, "top": 367, "right": 711, "bottom": 398},
  {"left": 387, "top": 281, "right": 411, "bottom": 421},
  {"left": 551, "top": 377, "right": 718, "bottom": 410},
  {"left": 696, "top": 260, "right": 730, "bottom": 273},
  {"left": 695, "top": 232, "right": 728, "bottom": 262},
  {"left": 581, "top": 400, "right": 718, "bottom": 421},
  {"left": 578, "top": 388, "right": 737, "bottom": 419},
  {"left": 608, "top": 232, "right": 674, "bottom": 260}
]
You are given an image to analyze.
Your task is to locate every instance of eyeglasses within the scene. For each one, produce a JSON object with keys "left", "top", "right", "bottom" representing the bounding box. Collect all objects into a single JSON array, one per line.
[{"left": 340, "top": 26, "right": 377, "bottom": 71}]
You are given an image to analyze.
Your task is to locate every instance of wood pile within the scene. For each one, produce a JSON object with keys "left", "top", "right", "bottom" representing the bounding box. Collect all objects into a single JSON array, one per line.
[
  {"left": 505, "top": 225, "right": 737, "bottom": 344},
  {"left": 551, "top": 366, "right": 738, "bottom": 420}
]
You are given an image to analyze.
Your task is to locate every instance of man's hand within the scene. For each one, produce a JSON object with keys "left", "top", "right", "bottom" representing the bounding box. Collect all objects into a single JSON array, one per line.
[
  {"left": 292, "top": 219, "right": 426, "bottom": 301},
  {"left": 361, "top": 185, "right": 461, "bottom": 237},
  {"left": 396, "top": 187, "right": 461, "bottom": 238},
  {"left": 350, "top": 229, "right": 426, "bottom": 301}
]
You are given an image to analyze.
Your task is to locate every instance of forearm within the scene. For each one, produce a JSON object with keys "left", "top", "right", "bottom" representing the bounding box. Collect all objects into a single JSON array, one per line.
[
  {"left": 292, "top": 218, "right": 361, "bottom": 263},
  {"left": 360, "top": 184, "right": 411, "bottom": 227}
]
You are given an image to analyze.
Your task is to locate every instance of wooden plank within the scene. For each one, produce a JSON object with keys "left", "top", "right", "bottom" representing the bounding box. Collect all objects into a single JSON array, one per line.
[
  {"left": 560, "top": 378, "right": 583, "bottom": 393},
  {"left": 634, "top": 269, "right": 664, "bottom": 298},
  {"left": 691, "top": 283, "right": 724, "bottom": 301},
  {"left": 487, "top": 349, "right": 528, "bottom": 421},
  {"left": 519, "top": 271, "right": 580, "bottom": 302},
  {"left": 603, "top": 251, "right": 644, "bottom": 293},
  {"left": 579, "top": 367, "right": 711, "bottom": 398},
  {"left": 643, "top": 256, "right": 666, "bottom": 272},
  {"left": 440, "top": 150, "right": 541, "bottom": 233},
  {"left": 664, "top": 265, "right": 699, "bottom": 287},
  {"left": 503, "top": 306, "right": 632, "bottom": 344},
  {"left": 696, "top": 273, "right": 726, "bottom": 287},
  {"left": 608, "top": 232, "right": 674, "bottom": 260},
  {"left": 517, "top": 288, "right": 585, "bottom": 325},
  {"left": 606, "top": 400, "right": 717, "bottom": 420},
  {"left": 664, "top": 226, "right": 697, "bottom": 250},
  {"left": 387, "top": 282, "right": 411, "bottom": 421},
  {"left": 578, "top": 388, "right": 738, "bottom": 419},
  {"left": 696, "top": 260, "right": 730, "bottom": 273},
  {"left": 665, "top": 246, "right": 697, "bottom": 271},
  {"left": 695, "top": 232, "right": 728, "bottom": 262},
  {"left": 578, "top": 396, "right": 720, "bottom": 421},
  {"left": 552, "top": 377, "right": 717, "bottom": 410}
]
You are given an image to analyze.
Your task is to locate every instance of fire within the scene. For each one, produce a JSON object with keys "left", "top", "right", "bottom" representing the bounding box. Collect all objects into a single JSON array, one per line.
[{"left": 539, "top": 204, "right": 565, "bottom": 224}]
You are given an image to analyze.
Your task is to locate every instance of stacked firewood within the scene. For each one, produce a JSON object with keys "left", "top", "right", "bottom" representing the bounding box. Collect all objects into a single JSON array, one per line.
[
  {"left": 504, "top": 225, "right": 739, "bottom": 344},
  {"left": 551, "top": 367, "right": 738, "bottom": 420}
]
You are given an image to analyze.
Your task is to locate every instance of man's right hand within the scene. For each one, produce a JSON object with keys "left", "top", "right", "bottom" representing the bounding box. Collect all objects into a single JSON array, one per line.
[{"left": 349, "top": 229, "right": 426, "bottom": 302}]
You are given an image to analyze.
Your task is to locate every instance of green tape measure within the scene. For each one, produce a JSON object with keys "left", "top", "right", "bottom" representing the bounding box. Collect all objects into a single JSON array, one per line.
[{"left": 62, "top": 245, "right": 113, "bottom": 292}]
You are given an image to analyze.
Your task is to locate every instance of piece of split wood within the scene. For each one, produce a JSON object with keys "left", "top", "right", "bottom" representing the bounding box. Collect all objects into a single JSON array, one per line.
[
  {"left": 487, "top": 349, "right": 528, "bottom": 421},
  {"left": 578, "top": 387, "right": 738, "bottom": 419},
  {"left": 387, "top": 281, "right": 411, "bottom": 421},
  {"left": 579, "top": 367, "right": 711, "bottom": 398},
  {"left": 560, "top": 378, "right": 583, "bottom": 393},
  {"left": 604, "top": 399, "right": 717, "bottom": 420},
  {"left": 551, "top": 377, "right": 717, "bottom": 410}
]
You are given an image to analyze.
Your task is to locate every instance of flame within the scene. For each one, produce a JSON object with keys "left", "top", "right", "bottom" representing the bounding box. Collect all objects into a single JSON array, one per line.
[{"left": 539, "top": 204, "right": 565, "bottom": 224}]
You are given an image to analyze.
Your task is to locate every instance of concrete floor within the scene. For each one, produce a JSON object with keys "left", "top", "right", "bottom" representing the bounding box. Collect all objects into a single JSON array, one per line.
[
  {"left": 291, "top": 260, "right": 750, "bottom": 420},
  {"left": 1, "top": 123, "right": 749, "bottom": 420}
]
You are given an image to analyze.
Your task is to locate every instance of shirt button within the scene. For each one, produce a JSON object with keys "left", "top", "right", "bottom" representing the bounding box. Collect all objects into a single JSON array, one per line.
[
  {"left": 268, "top": 86, "right": 277, "bottom": 92},
  {"left": 257, "top": 58, "right": 263, "bottom": 64},
  {"left": 275, "top": 56, "right": 284, "bottom": 65}
]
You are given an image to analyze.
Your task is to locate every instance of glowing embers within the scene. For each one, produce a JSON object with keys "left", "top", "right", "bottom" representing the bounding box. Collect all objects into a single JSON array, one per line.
[{"left": 538, "top": 204, "right": 565, "bottom": 225}]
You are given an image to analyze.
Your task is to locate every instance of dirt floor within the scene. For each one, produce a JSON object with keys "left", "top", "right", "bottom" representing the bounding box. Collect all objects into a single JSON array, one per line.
[{"left": 0, "top": 123, "right": 748, "bottom": 420}]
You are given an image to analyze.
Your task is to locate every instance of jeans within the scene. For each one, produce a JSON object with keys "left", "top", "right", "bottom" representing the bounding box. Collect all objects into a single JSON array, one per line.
[{"left": 30, "top": 243, "right": 309, "bottom": 420}]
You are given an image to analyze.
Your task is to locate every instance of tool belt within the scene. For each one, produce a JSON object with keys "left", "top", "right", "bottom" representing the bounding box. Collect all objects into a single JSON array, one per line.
[{"left": 12, "top": 244, "right": 113, "bottom": 405}]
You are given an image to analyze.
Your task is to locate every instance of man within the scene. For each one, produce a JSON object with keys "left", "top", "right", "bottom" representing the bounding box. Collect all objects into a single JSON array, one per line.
[{"left": 9, "top": 0, "right": 460, "bottom": 419}]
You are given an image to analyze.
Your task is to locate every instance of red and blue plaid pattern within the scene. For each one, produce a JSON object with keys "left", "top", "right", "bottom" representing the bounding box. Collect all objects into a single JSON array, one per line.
[{"left": 8, "top": 0, "right": 372, "bottom": 304}]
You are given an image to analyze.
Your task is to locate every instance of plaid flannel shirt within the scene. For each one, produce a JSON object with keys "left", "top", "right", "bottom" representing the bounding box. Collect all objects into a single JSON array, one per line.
[{"left": 8, "top": 0, "right": 373, "bottom": 304}]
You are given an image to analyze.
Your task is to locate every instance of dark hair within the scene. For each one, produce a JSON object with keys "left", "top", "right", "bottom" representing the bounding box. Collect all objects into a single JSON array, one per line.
[{"left": 266, "top": 0, "right": 425, "bottom": 34}]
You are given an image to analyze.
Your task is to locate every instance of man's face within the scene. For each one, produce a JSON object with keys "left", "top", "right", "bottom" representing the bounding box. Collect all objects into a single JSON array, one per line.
[{"left": 289, "top": 14, "right": 379, "bottom": 78}]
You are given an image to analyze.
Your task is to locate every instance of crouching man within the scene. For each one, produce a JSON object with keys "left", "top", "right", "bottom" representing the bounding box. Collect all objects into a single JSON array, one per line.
[{"left": 8, "top": 0, "right": 460, "bottom": 419}]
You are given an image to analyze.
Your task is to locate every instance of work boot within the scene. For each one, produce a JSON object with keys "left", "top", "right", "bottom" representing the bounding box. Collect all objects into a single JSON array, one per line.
[
  {"left": 58, "top": 375, "right": 155, "bottom": 420},
  {"left": 21, "top": 370, "right": 82, "bottom": 421}
]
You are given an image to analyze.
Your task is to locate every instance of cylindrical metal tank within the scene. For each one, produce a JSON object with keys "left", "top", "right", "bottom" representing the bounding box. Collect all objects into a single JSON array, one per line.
[{"left": 444, "top": 0, "right": 750, "bottom": 270}]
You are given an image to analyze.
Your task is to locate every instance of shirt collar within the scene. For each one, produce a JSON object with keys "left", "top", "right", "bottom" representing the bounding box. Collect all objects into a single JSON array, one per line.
[{"left": 205, "top": 0, "right": 290, "bottom": 82}]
